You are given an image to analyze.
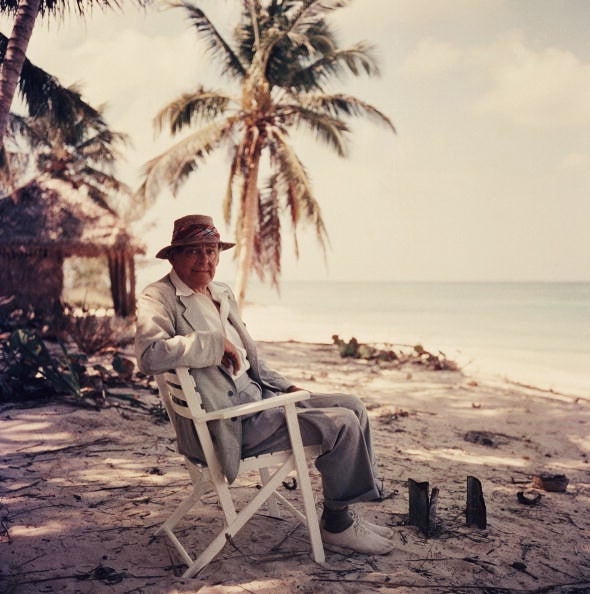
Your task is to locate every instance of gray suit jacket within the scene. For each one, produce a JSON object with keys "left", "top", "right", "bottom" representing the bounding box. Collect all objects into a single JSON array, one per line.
[{"left": 135, "top": 274, "right": 293, "bottom": 482}]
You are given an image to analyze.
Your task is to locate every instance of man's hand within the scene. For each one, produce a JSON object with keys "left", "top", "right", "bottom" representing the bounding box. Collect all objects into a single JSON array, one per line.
[{"left": 222, "top": 338, "right": 241, "bottom": 375}]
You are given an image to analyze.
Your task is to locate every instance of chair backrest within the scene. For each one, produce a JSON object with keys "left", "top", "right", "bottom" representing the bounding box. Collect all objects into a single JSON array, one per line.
[
  {"left": 157, "top": 369, "right": 207, "bottom": 422},
  {"left": 156, "top": 368, "right": 226, "bottom": 481}
]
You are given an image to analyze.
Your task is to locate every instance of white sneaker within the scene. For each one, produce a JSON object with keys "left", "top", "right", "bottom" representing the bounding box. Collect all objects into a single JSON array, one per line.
[
  {"left": 350, "top": 510, "right": 394, "bottom": 539},
  {"left": 321, "top": 511, "right": 394, "bottom": 540},
  {"left": 321, "top": 516, "right": 394, "bottom": 555}
]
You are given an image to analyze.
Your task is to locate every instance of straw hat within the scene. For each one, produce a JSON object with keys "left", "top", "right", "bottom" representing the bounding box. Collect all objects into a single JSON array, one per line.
[{"left": 156, "top": 214, "right": 235, "bottom": 259}]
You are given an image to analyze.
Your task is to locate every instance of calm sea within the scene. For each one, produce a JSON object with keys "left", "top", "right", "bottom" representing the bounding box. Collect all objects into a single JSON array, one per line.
[{"left": 239, "top": 281, "right": 590, "bottom": 398}]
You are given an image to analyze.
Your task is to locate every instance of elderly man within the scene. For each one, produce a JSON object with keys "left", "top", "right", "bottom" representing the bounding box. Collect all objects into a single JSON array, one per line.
[{"left": 135, "top": 214, "right": 393, "bottom": 555}]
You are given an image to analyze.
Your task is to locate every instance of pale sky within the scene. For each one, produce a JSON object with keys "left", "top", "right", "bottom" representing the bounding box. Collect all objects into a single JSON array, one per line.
[{"left": 3, "top": 0, "right": 589, "bottom": 286}]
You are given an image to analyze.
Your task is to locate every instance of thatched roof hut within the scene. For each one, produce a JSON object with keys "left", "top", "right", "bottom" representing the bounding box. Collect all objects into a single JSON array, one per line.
[{"left": 0, "top": 178, "right": 144, "bottom": 317}]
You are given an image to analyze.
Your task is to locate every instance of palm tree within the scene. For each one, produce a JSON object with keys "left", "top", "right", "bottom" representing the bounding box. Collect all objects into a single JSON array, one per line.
[
  {"left": 0, "top": 0, "right": 42, "bottom": 149},
  {"left": 5, "top": 92, "right": 132, "bottom": 213},
  {"left": 138, "top": 0, "right": 395, "bottom": 308},
  {"left": 0, "top": 0, "right": 148, "bottom": 151},
  {"left": 1, "top": 31, "right": 133, "bottom": 207}
]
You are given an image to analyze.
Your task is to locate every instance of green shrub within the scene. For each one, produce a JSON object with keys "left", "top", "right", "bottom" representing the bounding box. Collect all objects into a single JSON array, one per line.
[{"left": 0, "top": 328, "right": 82, "bottom": 401}]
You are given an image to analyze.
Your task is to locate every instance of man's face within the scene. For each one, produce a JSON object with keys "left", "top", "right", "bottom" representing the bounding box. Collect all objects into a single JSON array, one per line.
[{"left": 170, "top": 243, "right": 220, "bottom": 291}]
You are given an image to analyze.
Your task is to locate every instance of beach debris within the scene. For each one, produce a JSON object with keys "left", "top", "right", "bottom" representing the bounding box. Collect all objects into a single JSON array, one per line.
[
  {"left": 76, "top": 564, "right": 126, "bottom": 585},
  {"left": 408, "top": 478, "right": 439, "bottom": 536},
  {"left": 517, "top": 490, "right": 542, "bottom": 506},
  {"left": 466, "top": 476, "right": 487, "bottom": 529},
  {"left": 463, "top": 430, "right": 513, "bottom": 448},
  {"left": 532, "top": 473, "right": 569, "bottom": 492},
  {"left": 412, "top": 344, "right": 460, "bottom": 370},
  {"left": 377, "top": 408, "right": 410, "bottom": 424},
  {"left": 510, "top": 561, "right": 538, "bottom": 580},
  {"left": 331, "top": 335, "right": 459, "bottom": 370}
]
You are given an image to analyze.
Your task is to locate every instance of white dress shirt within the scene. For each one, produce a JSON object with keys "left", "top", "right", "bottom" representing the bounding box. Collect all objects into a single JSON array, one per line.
[{"left": 169, "top": 270, "right": 251, "bottom": 380}]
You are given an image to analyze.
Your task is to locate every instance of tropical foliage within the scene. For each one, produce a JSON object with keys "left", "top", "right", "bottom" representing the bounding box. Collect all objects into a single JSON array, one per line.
[
  {"left": 0, "top": 0, "right": 146, "bottom": 149},
  {"left": 5, "top": 96, "right": 132, "bottom": 214},
  {"left": 137, "top": 0, "right": 395, "bottom": 306},
  {"left": 0, "top": 28, "right": 132, "bottom": 213}
]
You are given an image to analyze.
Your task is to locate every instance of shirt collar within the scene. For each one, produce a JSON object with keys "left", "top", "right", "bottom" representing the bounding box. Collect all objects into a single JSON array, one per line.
[
  {"left": 169, "top": 269, "right": 199, "bottom": 297},
  {"left": 169, "top": 269, "right": 229, "bottom": 304}
]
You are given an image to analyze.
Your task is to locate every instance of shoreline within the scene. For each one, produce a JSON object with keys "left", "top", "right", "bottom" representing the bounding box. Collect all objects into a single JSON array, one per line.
[
  {"left": 239, "top": 280, "right": 590, "bottom": 400},
  {"left": 255, "top": 336, "right": 590, "bottom": 402}
]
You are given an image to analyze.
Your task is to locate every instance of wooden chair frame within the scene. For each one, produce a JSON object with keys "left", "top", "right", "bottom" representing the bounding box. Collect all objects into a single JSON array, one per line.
[{"left": 154, "top": 368, "right": 325, "bottom": 578}]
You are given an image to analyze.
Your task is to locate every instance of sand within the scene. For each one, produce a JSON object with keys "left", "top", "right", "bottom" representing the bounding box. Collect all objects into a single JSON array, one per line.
[{"left": 1, "top": 341, "right": 589, "bottom": 593}]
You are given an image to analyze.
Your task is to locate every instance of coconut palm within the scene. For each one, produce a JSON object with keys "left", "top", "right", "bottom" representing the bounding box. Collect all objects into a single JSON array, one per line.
[
  {"left": 0, "top": 32, "right": 104, "bottom": 124},
  {"left": 138, "top": 0, "right": 395, "bottom": 307},
  {"left": 0, "top": 33, "right": 132, "bottom": 199},
  {"left": 5, "top": 96, "right": 132, "bottom": 214},
  {"left": 0, "top": 0, "right": 149, "bottom": 150}
]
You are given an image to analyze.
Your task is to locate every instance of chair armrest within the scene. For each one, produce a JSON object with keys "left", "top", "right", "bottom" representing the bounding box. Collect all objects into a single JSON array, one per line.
[{"left": 202, "top": 390, "right": 311, "bottom": 422}]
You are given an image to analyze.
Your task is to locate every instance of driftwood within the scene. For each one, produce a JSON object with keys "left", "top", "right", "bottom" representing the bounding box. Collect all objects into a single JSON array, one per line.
[
  {"left": 466, "top": 475, "right": 487, "bottom": 529},
  {"left": 408, "top": 478, "right": 439, "bottom": 536},
  {"left": 532, "top": 473, "right": 569, "bottom": 492}
]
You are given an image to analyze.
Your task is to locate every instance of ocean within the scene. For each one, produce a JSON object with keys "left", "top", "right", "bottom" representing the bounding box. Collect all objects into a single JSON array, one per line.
[{"left": 239, "top": 281, "right": 590, "bottom": 398}]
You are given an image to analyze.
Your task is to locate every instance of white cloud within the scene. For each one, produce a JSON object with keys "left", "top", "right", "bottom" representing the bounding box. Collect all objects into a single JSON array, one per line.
[
  {"left": 474, "top": 32, "right": 590, "bottom": 127},
  {"left": 402, "top": 37, "right": 462, "bottom": 77}
]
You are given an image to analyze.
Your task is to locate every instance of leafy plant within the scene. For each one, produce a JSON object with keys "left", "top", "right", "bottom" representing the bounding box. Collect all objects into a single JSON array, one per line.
[
  {"left": 0, "top": 328, "right": 82, "bottom": 401},
  {"left": 67, "top": 313, "right": 111, "bottom": 354}
]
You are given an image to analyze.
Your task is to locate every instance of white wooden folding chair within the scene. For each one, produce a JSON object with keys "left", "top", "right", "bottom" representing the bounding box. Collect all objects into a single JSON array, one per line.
[{"left": 154, "top": 368, "right": 325, "bottom": 578}]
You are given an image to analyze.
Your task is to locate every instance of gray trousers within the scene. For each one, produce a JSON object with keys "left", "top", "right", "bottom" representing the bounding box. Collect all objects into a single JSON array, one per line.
[{"left": 239, "top": 379, "right": 381, "bottom": 506}]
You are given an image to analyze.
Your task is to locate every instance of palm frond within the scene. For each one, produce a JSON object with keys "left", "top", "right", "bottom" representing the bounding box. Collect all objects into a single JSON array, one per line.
[
  {"left": 77, "top": 134, "right": 127, "bottom": 165},
  {"left": 0, "top": 33, "right": 103, "bottom": 127},
  {"left": 304, "top": 93, "right": 396, "bottom": 132},
  {"left": 154, "top": 89, "right": 233, "bottom": 135},
  {"left": 287, "top": 0, "right": 350, "bottom": 39},
  {"left": 4, "top": 113, "right": 45, "bottom": 153},
  {"left": 252, "top": 183, "right": 282, "bottom": 287},
  {"left": 223, "top": 149, "right": 242, "bottom": 225},
  {"left": 79, "top": 166, "right": 131, "bottom": 195},
  {"left": 136, "top": 117, "right": 239, "bottom": 206},
  {"left": 267, "top": 127, "right": 329, "bottom": 254},
  {"left": 0, "top": 0, "right": 125, "bottom": 18},
  {"left": 171, "top": 0, "right": 246, "bottom": 79},
  {"left": 78, "top": 183, "right": 119, "bottom": 215},
  {"left": 276, "top": 104, "right": 349, "bottom": 156},
  {"left": 289, "top": 42, "right": 380, "bottom": 91}
]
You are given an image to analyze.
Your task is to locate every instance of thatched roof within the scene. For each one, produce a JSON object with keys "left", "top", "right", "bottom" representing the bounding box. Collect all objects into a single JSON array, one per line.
[{"left": 0, "top": 178, "right": 144, "bottom": 257}]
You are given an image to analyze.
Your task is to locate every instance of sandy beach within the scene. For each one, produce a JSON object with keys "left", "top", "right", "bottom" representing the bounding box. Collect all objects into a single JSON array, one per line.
[{"left": 1, "top": 340, "right": 589, "bottom": 593}]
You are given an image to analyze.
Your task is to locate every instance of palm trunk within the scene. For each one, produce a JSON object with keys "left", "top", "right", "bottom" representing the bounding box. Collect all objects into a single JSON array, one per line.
[
  {"left": 234, "top": 149, "right": 261, "bottom": 310},
  {"left": 0, "top": 0, "right": 41, "bottom": 145}
]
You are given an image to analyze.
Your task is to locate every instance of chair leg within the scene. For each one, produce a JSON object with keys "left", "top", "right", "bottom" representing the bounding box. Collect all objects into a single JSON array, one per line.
[
  {"left": 260, "top": 467, "right": 281, "bottom": 517},
  {"left": 183, "top": 456, "right": 299, "bottom": 578},
  {"left": 155, "top": 490, "right": 201, "bottom": 535},
  {"left": 284, "top": 406, "right": 325, "bottom": 564}
]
